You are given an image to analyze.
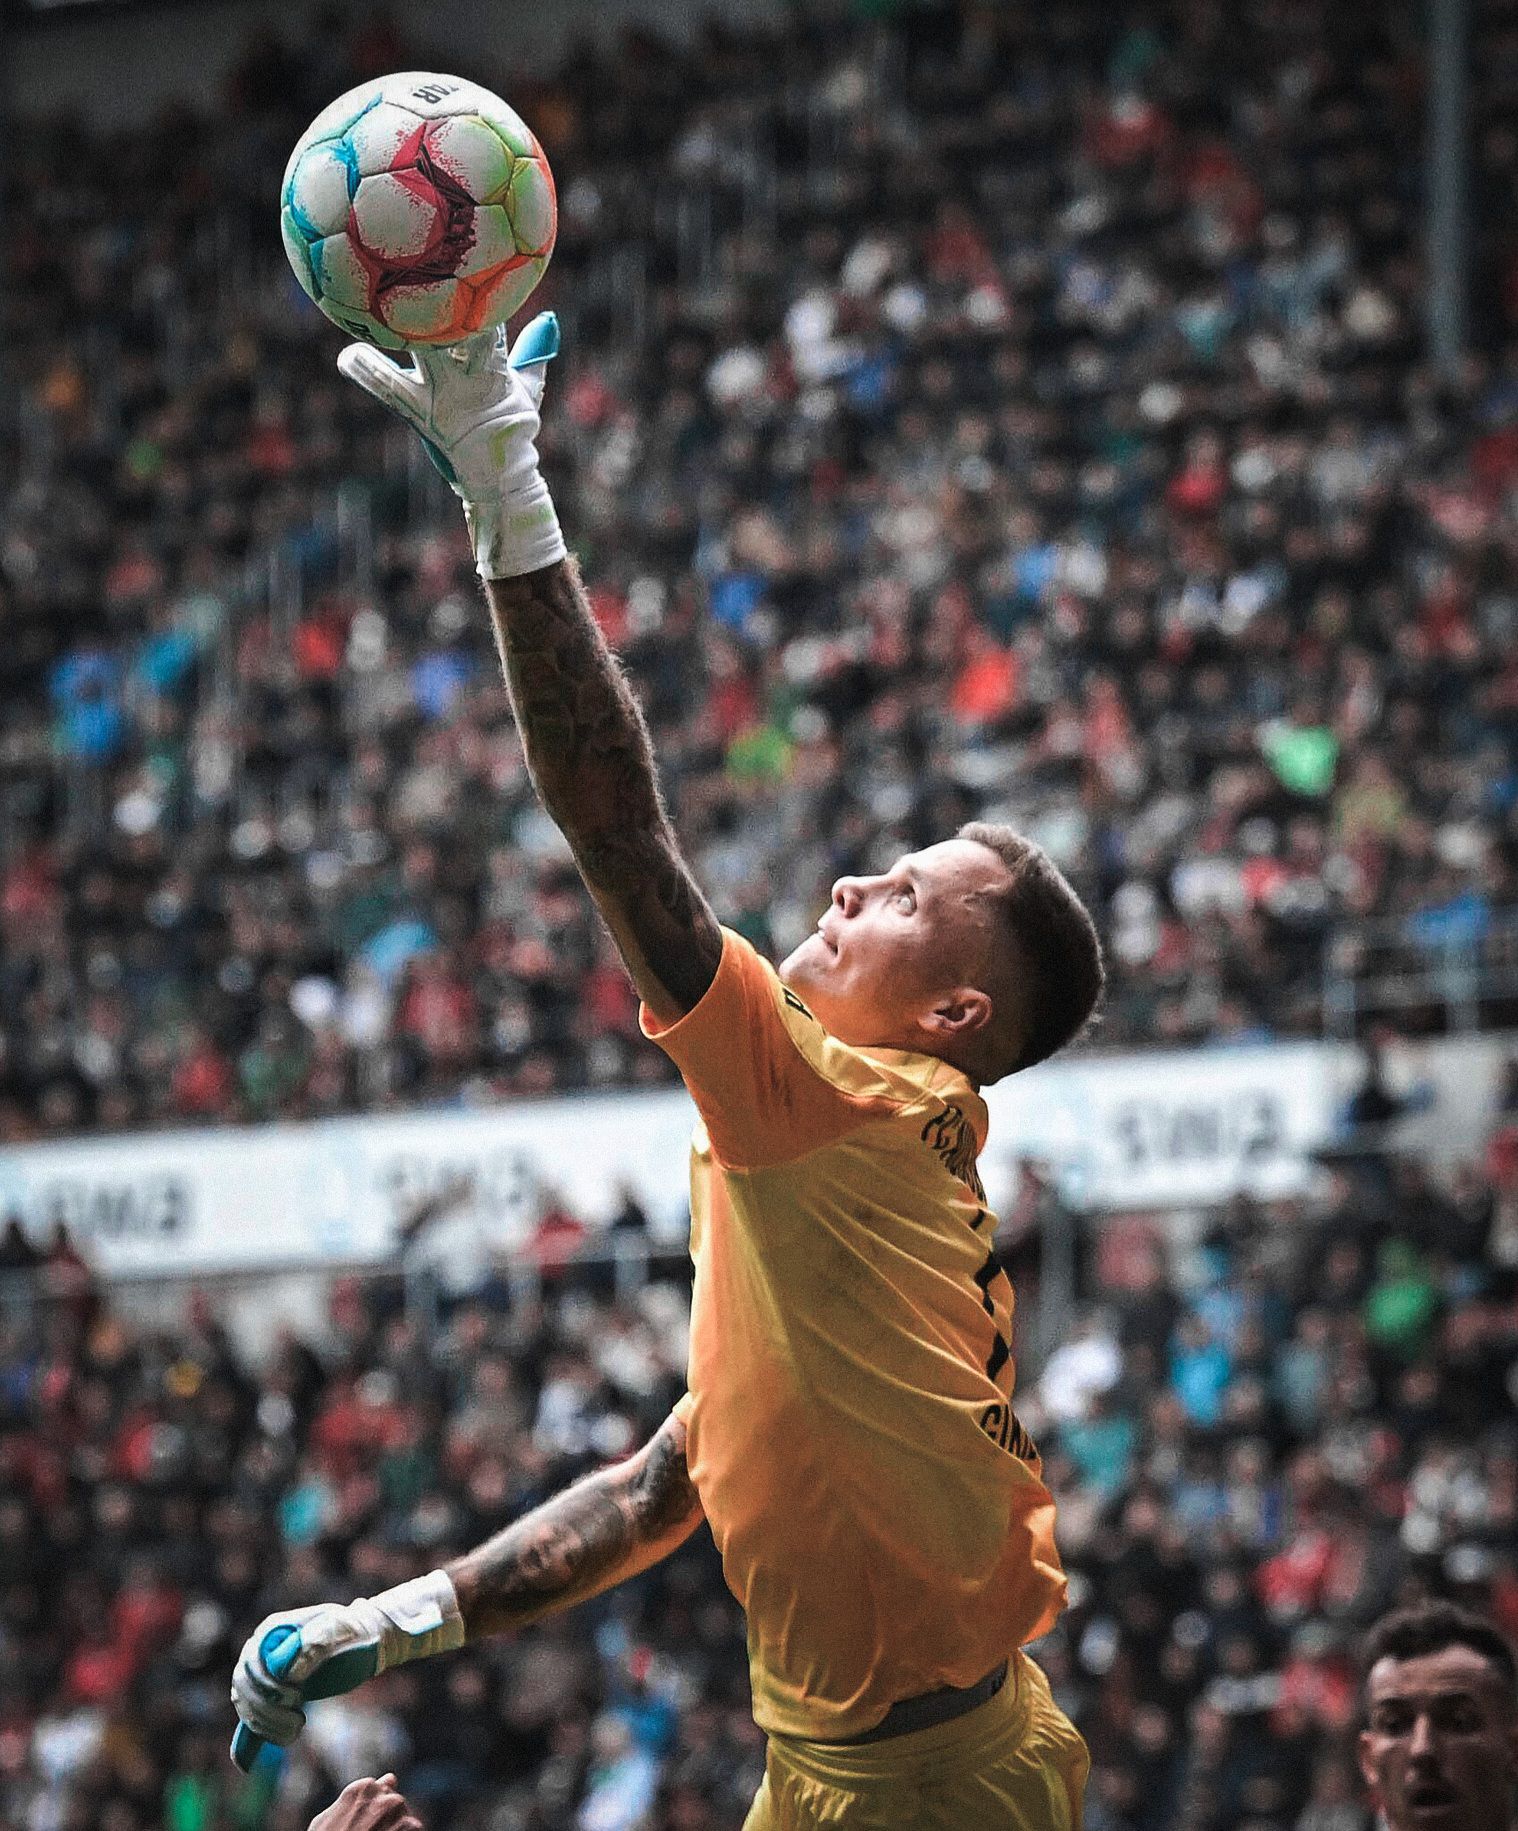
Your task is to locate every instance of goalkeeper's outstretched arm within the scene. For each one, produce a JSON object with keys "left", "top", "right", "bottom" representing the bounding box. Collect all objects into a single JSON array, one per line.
[
  {"left": 483, "top": 561, "right": 723, "bottom": 1023},
  {"left": 449, "top": 1408, "right": 702, "bottom": 1635},
  {"left": 337, "top": 316, "right": 723, "bottom": 1024}
]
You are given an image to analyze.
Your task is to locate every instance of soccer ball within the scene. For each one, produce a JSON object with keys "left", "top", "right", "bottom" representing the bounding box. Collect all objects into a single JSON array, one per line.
[{"left": 280, "top": 72, "right": 556, "bottom": 350}]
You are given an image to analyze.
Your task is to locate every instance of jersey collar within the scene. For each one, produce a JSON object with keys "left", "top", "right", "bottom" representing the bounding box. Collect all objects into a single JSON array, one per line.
[{"left": 854, "top": 1046, "right": 990, "bottom": 1148}]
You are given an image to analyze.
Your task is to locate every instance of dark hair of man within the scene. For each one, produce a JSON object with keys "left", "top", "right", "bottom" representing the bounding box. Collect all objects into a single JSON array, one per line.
[
  {"left": 1362, "top": 1602, "right": 1518, "bottom": 1703},
  {"left": 957, "top": 821, "right": 1105, "bottom": 1079}
]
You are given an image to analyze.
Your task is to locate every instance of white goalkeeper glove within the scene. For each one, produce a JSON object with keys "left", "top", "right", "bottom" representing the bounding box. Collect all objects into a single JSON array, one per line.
[
  {"left": 337, "top": 312, "right": 567, "bottom": 580},
  {"left": 230, "top": 1570, "right": 464, "bottom": 1768}
]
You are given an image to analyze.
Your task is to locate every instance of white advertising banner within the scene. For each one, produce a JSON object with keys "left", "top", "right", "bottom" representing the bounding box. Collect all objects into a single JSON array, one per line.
[
  {"left": 0, "top": 1092, "right": 700, "bottom": 1280},
  {"left": 981, "top": 1042, "right": 1340, "bottom": 1213},
  {"left": 0, "top": 1039, "right": 1373, "bottom": 1279}
]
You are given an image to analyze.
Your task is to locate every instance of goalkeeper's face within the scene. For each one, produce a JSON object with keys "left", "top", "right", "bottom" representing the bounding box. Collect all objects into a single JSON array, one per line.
[{"left": 780, "top": 839, "right": 1016, "bottom": 1070}]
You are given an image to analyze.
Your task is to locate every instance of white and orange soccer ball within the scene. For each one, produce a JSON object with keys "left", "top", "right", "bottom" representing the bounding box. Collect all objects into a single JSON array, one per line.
[{"left": 280, "top": 72, "right": 556, "bottom": 349}]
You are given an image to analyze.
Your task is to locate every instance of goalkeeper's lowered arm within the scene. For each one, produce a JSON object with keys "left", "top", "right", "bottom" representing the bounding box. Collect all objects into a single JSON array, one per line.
[
  {"left": 231, "top": 1411, "right": 703, "bottom": 1764},
  {"left": 449, "top": 1408, "right": 703, "bottom": 1637}
]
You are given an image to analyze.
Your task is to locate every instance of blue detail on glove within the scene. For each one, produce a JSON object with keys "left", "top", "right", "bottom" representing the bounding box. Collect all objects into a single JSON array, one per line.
[
  {"left": 231, "top": 1621, "right": 385, "bottom": 1771},
  {"left": 509, "top": 311, "right": 560, "bottom": 369},
  {"left": 231, "top": 1627, "right": 300, "bottom": 1772}
]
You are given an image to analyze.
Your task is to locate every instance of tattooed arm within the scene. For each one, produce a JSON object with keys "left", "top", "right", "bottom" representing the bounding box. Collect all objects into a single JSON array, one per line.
[
  {"left": 484, "top": 562, "right": 724, "bottom": 1022},
  {"left": 335, "top": 322, "right": 720, "bottom": 1020},
  {"left": 446, "top": 1409, "right": 703, "bottom": 1639},
  {"left": 230, "top": 1411, "right": 700, "bottom": 1763}
]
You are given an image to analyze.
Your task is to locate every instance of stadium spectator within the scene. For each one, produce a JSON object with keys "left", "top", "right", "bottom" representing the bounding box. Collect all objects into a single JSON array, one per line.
[{"left": 1357, "top": 1602, "right": 1518, "bottom": 1831}]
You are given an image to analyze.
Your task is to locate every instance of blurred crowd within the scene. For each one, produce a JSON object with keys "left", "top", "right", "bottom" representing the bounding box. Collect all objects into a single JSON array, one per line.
[
  {"left": 5, "top": 0, "right": 1518, "bottom": 1136},
  {"left": 2, "top": 1110, "right": 1517, "bottom": 1831},
  {"left": 7, "top": 9, "right": 1518, "bottom": 1827}
]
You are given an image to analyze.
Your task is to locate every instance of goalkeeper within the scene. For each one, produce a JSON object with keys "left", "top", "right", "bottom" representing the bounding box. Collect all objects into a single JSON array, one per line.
[{"left": 232, "top": 316, "right": 1103, "bottom": 1829}]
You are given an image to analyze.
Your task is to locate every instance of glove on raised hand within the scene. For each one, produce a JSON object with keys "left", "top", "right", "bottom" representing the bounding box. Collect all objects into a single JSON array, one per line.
[
  {"left": 337, "top": 311, "right": 566, "bottom": 580},
  {"left": 230, "top": 1570, "right": 463, "bottom": 1768}
]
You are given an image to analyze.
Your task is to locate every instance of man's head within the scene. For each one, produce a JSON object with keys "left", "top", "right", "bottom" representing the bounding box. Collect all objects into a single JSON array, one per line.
[
  {"left": 1358, "top": 1602, "right": 1518, "bottom": 1831},
  {"left": 779, "top": 822, "right": 1103, "bottom": 1084}
]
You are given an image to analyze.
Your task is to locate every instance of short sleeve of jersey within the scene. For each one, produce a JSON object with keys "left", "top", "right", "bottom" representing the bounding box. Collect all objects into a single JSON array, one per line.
[{"left": 639, "top": 928, "right": 902, "bottom": 1169}]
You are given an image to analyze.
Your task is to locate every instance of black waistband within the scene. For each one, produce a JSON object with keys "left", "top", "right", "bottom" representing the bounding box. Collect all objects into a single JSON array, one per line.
[{"left": 823, "top": 1659, "right": 1011, "bottom": 1747}]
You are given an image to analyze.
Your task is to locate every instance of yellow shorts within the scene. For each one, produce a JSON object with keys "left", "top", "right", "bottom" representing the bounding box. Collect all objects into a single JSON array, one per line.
[{"left": 742, "top": 1652, "right": 1089, "bottom": 1830}]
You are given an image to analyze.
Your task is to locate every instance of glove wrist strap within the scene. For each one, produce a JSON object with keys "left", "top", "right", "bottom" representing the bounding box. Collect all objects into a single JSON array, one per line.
[
  {"left": 364, "top": 1569, "right": 466, "bottom": 1672},
  {"left": 464, "top": 475, "right": 567, "bottom": 580}
]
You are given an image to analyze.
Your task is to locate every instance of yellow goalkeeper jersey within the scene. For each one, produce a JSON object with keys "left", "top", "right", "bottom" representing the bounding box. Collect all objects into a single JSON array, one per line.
[{"left": 642, "top": 928, "right": 1066, "bottom": 1741}]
